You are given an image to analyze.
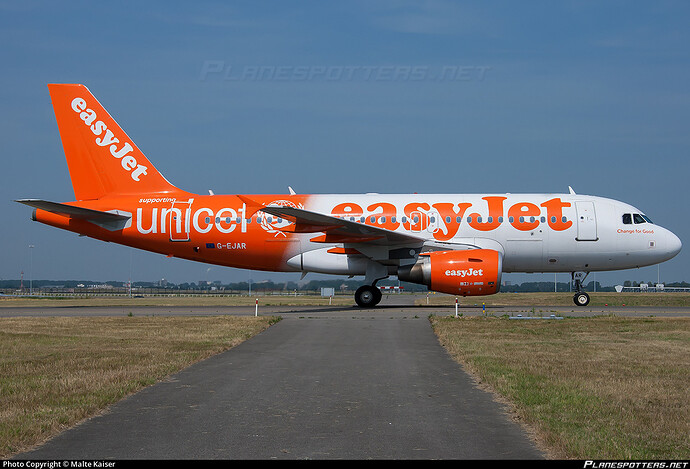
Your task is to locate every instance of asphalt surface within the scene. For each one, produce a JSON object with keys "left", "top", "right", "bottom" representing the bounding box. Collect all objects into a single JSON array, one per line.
[{"left": 8, "top": 295, "right": 688, "bottom": 460}]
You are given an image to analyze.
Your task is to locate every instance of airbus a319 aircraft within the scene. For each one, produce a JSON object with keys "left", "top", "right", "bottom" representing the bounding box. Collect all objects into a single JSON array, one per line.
[{"left": 18, "top": 84, "right": 682, "bottom": 307}]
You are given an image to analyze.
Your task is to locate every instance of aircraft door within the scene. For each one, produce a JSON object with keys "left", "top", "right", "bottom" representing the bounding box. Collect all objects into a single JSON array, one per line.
[
  {"left": 169, "top": 198, "right": 194, "bottom": 242},
  {"left": 575, "top": 201, "right": 597, "bottom": 241},
  {"left": 409, "top": 210, "right": 427, "bottom": 232},
  {"left": 427, "top": 211, "right": 440, "bottom": 234}
]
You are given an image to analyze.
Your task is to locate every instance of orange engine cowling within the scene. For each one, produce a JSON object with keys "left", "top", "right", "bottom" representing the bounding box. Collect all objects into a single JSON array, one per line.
[{"left": 397, "top": 249, "right": 502, "bottom": 296}]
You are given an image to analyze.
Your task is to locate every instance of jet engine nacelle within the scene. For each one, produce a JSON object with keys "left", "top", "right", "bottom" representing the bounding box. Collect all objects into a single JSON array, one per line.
[{"left": 398, "top": 249, "right": 502, "bottom": 296}]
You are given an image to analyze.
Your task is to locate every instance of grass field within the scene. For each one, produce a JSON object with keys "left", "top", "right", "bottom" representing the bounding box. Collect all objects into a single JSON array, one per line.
[
  {"left": 2, "top": 291, "right": 689, "bottom": 308},
  {"left": 431, "top": 315, "right": 690, "bottom": 459},
  {"left": 1, "top": 293, "right": 688, "bottom": 459},
  {"left": 420, "top": 291, "right": 690, "bottom": 308},
  {"left": 0, "top": 315, "right": 278, "bottom": 458},
  {"left": 0, "top": 294, "right": 356, "bottom": 308}
]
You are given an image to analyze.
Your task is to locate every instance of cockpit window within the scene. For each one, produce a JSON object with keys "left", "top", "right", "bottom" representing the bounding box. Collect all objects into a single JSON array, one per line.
[
  {"left": 641, "top": 214, "right": 653, "bottom": 224},
  {"left": 622, "top": 213, "right": 632, "bottom": 225},
  {"left": 633, "top": 214, "right": 647, "bottom": 224}
]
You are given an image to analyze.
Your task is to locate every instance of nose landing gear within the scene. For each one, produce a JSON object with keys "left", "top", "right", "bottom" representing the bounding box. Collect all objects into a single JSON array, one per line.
[{"left": 571, "top": 271, "right": 590, "bottom": 306}]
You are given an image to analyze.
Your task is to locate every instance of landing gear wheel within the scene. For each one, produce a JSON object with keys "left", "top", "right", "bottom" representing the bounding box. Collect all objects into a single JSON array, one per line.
[
  {"left": 355, "top": 285, "right": 381, "bottom": 308},
  {"left": 571, "top": 271, "right": 591, "bottom": 307},
  {"left": 373, "top": 286, "right": 382, "bottom": 305},
  {"left": 573, "top": 292, "right": 590, "bottom": 307}
]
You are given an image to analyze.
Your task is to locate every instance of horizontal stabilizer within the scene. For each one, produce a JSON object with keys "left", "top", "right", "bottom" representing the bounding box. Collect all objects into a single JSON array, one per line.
[{"left": 16, "top": 199, "right": 131, "bottom": 231}]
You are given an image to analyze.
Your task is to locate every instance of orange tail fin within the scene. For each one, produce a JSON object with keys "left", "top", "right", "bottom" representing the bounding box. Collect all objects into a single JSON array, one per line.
[{"left": 47, "top": 84, "right": 180, "bottom": 200}]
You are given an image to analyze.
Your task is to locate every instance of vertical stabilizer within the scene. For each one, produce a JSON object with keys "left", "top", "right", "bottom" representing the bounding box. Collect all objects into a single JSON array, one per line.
[{"left": 47, "top": 84, "right": 179, "bottom": 200}]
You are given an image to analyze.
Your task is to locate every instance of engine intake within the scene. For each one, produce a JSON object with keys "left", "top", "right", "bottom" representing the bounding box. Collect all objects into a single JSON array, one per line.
[{"left": 398, "top": 249, "right": 502, "bottom": 296}]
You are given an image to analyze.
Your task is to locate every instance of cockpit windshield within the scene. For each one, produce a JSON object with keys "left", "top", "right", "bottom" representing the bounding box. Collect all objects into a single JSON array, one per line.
[{"left": 623, "top": 213, "right": 653, "bottom": 225}]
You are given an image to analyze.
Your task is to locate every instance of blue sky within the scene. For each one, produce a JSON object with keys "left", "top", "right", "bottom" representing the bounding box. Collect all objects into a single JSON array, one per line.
[{"left": 1, "top": 1, "right": 688, "bottom": 287}]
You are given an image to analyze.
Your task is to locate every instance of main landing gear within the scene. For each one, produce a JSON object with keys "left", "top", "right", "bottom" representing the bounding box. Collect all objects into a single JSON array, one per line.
[
  {"left": 571, "top": 271, "right": 590, "bottom": 306},
  {"left": 355, "top": 284, "right": 382, "bottom": 308}
]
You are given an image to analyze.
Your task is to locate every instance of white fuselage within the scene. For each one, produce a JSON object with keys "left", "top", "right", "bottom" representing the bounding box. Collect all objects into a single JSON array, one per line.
[{"left": 298, "top": 193, "right": 681, "bottom": 275}]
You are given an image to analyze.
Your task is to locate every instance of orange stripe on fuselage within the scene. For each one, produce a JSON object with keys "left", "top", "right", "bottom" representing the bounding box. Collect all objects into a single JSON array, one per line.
[{"left": 34, "top": 194, "right": 311, "bottom": 272}]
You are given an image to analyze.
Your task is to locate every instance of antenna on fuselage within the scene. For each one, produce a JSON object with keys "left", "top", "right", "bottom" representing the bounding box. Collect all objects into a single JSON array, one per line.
[{"left": 568, "top": 186, "right": 576, "bottom": 195}]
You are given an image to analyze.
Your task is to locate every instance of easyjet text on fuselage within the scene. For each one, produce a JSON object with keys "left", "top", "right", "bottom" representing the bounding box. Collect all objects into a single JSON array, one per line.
[{"left": 132, "top": 196, "right": 575, "bottom": 241}]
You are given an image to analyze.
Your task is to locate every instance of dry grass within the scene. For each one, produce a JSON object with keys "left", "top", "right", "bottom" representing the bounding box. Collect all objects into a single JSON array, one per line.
[
  {"left": 430, "top": 315, "right": 690, "bottom": 459},
  {"left": 3, "top": 291, "right": 688, "bottom": 309},
  {"left": 0, "top": 315, "right": 277, "bottom": 458},
  {"left": 422, "top": 291, "right": 690, "bottom": 308},
  {"left": 0, "top": 295, "right": 354, "bottom": 308}
]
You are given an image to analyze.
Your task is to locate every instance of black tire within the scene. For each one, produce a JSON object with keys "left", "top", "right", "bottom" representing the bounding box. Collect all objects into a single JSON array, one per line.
[
  {"left": 573, "top": 292, "right": 590, "bottom": 307},
  {"left": 355, "top": 285, "right": 381, "bottom": 308},
  {"left": 373, "top": 286, "right": 382, "bottom": 305}
]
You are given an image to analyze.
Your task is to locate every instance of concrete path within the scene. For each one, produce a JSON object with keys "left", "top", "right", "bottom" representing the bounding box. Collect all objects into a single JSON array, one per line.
[{"left": 16, "top": 307, "right": 544, "bottom": 459}]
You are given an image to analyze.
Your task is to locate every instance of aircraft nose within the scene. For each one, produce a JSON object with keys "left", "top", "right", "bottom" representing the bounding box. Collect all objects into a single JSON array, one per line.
[{"left": 667, "top": 230, "right": 682, "bottom": 258}]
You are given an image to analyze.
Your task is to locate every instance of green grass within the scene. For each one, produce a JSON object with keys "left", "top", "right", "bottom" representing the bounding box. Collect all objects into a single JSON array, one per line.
[
  {"left": 430, "top": 315, "right": 690, "bottom": 459},
  {"left": 423, "top": 291, "right": 690, "bottom": 308}
]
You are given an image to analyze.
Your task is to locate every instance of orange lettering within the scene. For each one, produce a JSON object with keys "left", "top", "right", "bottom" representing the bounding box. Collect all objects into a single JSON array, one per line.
[
  {"left": 331, "top": 202, "right": 363, "bottom": 220},
  {"left": 468, "top": 197, "right": 506, "bottom": 231},
  {"left": 540, "top": 198, "right": 572, "bottom": 231},
  {"left": 365, "top": 202, "right": 399, "bottom": 230},
  {"left": 403, "top": 203, "right": 430, "bottom": 231},
  {"left": 432, "top": 202, "right": 472, "bottom": 241},
  {"left": 508, "top": 202, "right": 540, "bottom": 231}
]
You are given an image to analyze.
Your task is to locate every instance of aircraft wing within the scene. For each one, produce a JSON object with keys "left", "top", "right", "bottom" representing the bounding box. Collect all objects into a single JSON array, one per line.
[
  {"left": 238, "top": 195, "right": 424, "bottom": 246},
  {"left": 16, "top": 199, "right": 131, "bottom": 231}
]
